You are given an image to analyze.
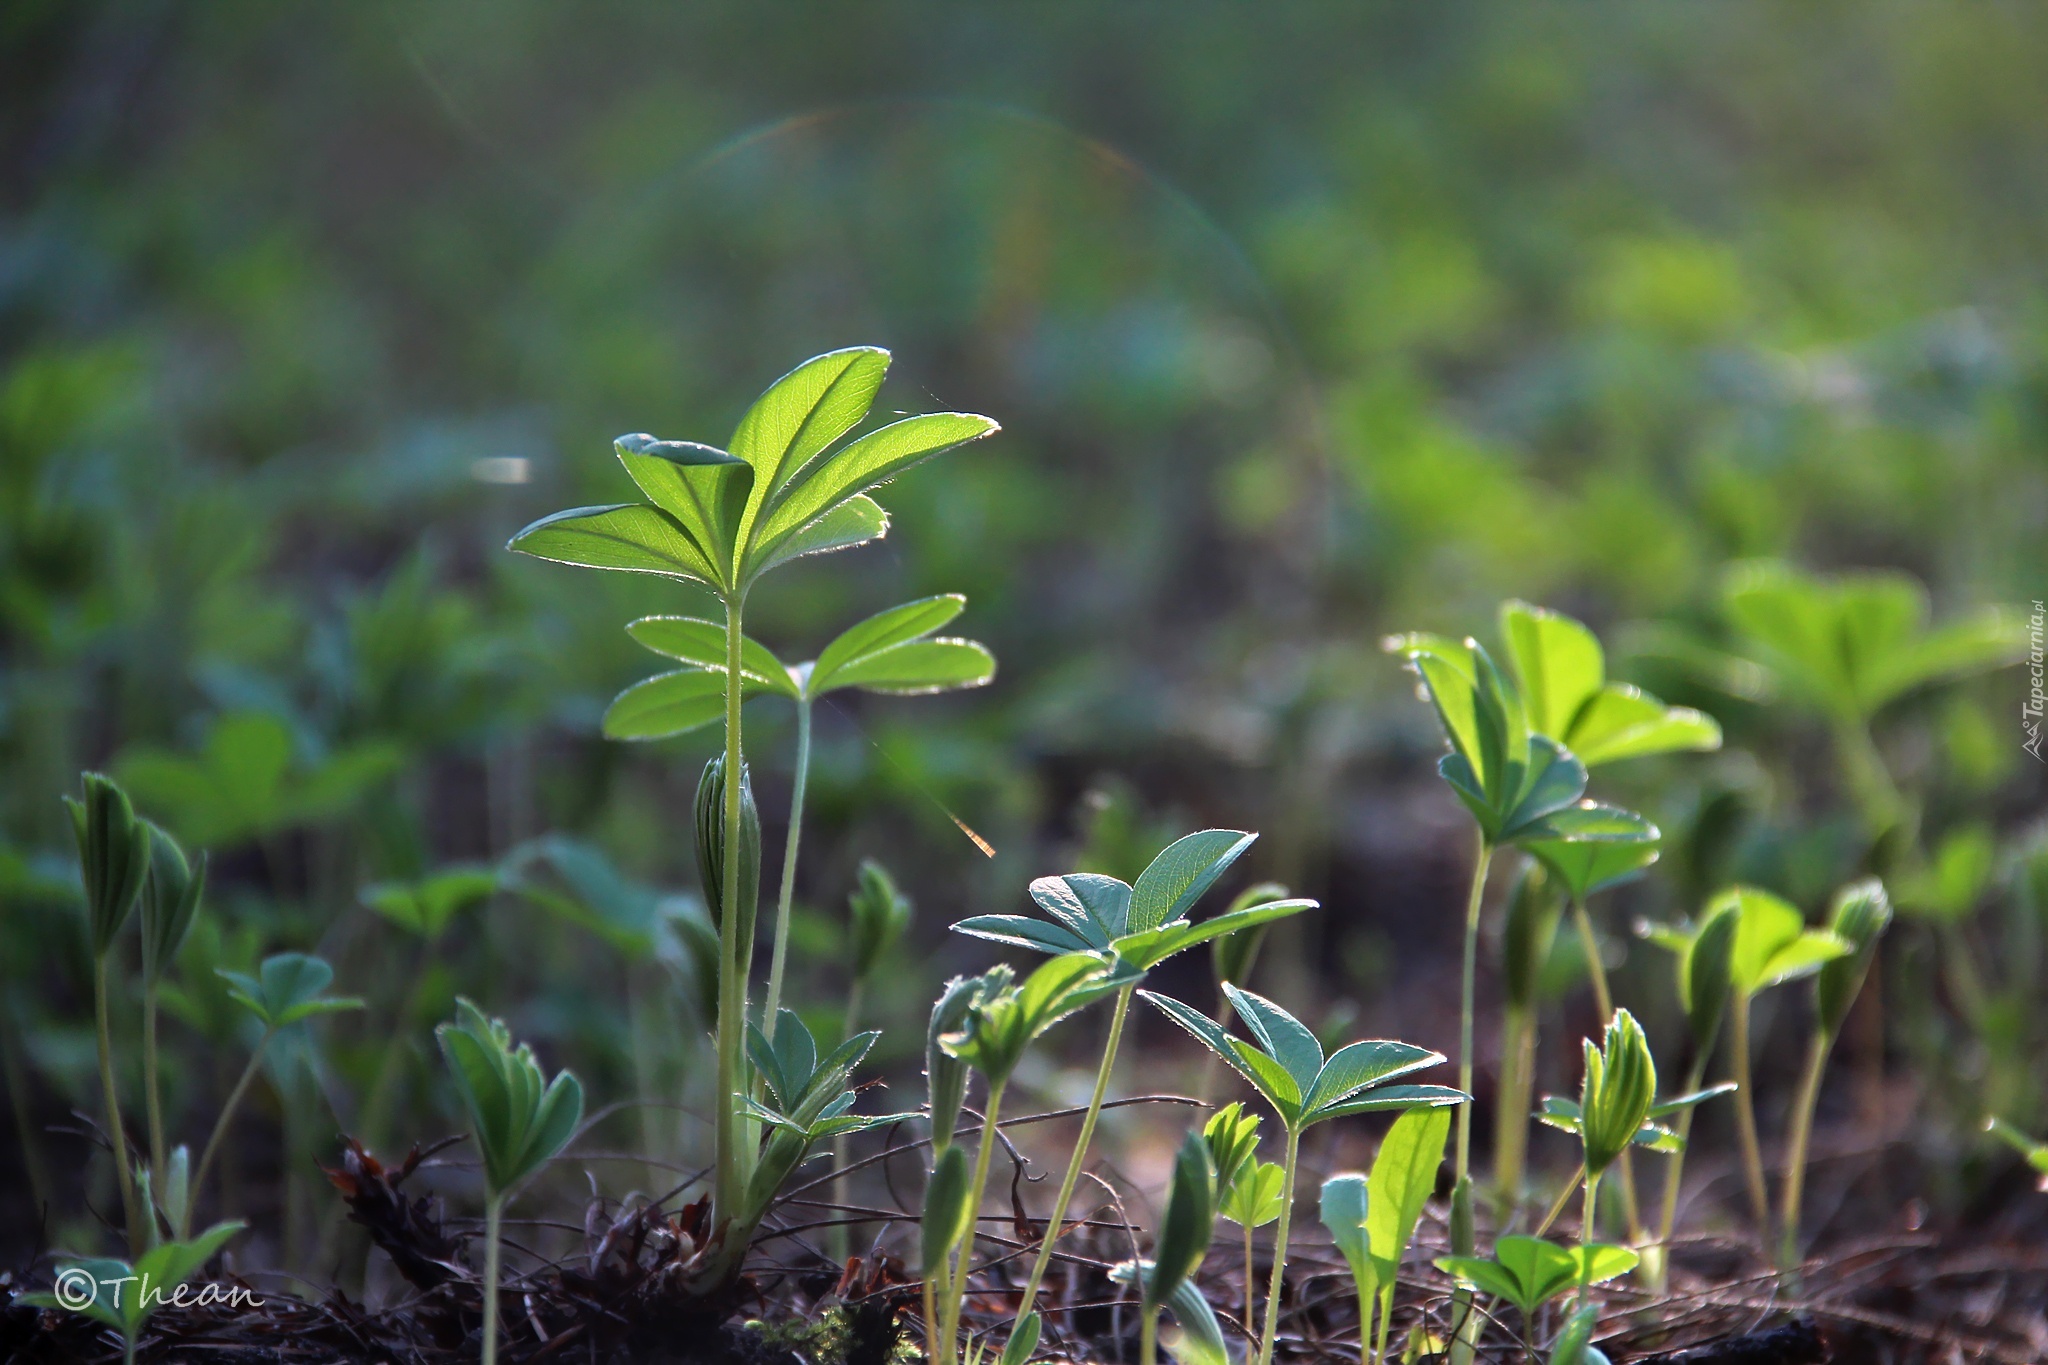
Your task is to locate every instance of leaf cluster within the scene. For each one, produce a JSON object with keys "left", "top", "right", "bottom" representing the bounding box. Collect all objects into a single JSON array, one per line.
[{"left": 437, "top": 998, "right": 584, "bottom": 1197}]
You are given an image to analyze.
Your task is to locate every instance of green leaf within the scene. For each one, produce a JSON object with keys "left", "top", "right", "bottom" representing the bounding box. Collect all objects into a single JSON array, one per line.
[
  {"left": 1564, "top": 685, "right": 1721, "bottom": 767},
  {"left": 849, "top": 858, "right": 914, "bottom": 979},
  {"left": 1223, "top": 984, "right": 1324, "bottom": 1093},
  {"left": 360, "top": 866, "right": 496, "bottom": 941},
  {"left": 811, "top": 594, "right": 967, "bottom": 687},
  {"left": 922, "top": 1143, "right": 974, "bottom": 1270},
  {"left": 1115, "top": 899, "right": 1313, "bottom": 972},
  {"left": 139, "top": 820, "right": 204, "bottom": 985},
  {"left": 1815, "top": 878, "right": 1891, "bottom": 1036},
  {"left": 1436, "top": 1236, "right": 1637, "bottom": 1317},
  {"left": 507, "top": 502, "right": 722, "bottom": 586},
  {"left": 1203, "top": 1103, "right": 1263, "bottom": 1192},
  {"left": 1320, "top": 1171, "right": 1373, "bottom": 1291},
  {"left": 1145, "top": 1129, "right": 1217, "bottom": 1309},
  {"left": 927, "top": 970, "right": 999, "bottom": 1150},
  {"left": 1142, "top": 990, "right": 1297, "bottom": 1119},
  {"left": 941, "top": 953, "right": 1110, "bottom": 1085},
  {"left": 1032, "top": 872, "right": 1132, "bottom": 942},
  {"left": 814, "top": 638, "right": 996, "bottom": 696},
  {"left": 604, "top": 669, "right": 741, "bottom": 741},
  {"left": 1719, "top": 886, "right": 1844, "bottom": 995},
  {"left": 1578, "top": 1010, "right": 1656, "bottom": 1176},
  {"left": 754, "top": 412, "right": 999, "bottom": 564},
  {"left": 1212, "top": 881, "right": 1290, "bottom": 988},
  {"left": 1366, "top": 1104, "right": 1451, "bottom": 1293},
  {"left": 1220, "top": 1158, "right": 1285, "bottom": 1228},
  {"left": 625, "top": 616, "right": 798, "bottom": 693},
  {"left": 437, "top": 997, "right": 582, "bottom": 1196},
  {"left": 67, "top": 772, "right": 151, "bottom": 959},
  {"left": 949, "top": 914, "right": 1097, "bottom": 957},
  {"left": 1520, "top": 802, "right": 1661, "bottom": 902},
  {"left": 1500, "top": 600, "right": 1606, "bottom": 743},
  {"left": 1304, "top": 1039, "right": 1445, "bottom": 1115},
  {"left": 1129, "top": 829, "right": 1258, "bottom": 934},
  {"left": 1002, "top": 1312, "right": 1042, "bottom": 1365},
  {"left": 614, "top": 434, "right": 754, "bottom": 587},
  {"left": 1548, "top": 1304, "right": 1606, "bottom": 1365},
  {"left": 1309, "top": 1085, "right": 1468, "bottom": 1123},
  {"left": 752, "top": 493, "right": 890, "bottom": 576},
  {"left": 730, "top": 346, "right": 891, "bottom": 548},
  {"left": 219, "top": 952, "right": 362, "bottom": 1028},
  {"left": 1898, "top": 825, "right": 1995, "bottom": 924}
]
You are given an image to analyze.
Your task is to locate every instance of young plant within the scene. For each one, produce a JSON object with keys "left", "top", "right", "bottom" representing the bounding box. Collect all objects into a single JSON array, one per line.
[
  {"left": 934, "top": 953, "right": 1118, "bottom": 1358},
  {"left": 1208, "top": 1103, "right": 1280, "bottom": 1325},
  {"left": 509, "top": 347, "right": 997, "bottom": 1270},
  {"left": 438, "top": 999, "right": 584, "bottom": 1365},
  {"left": 66, "top": 772, "right": 153, "bottom": 1255},
  {"left": 607, "top": 593, "right": 993, "bottom": 1039},
  {"left": 1434, "top": 1237, "right": 1637, "bottom": 1343},
  {"left": 1709, "top": 887, "right": 1848, "bottom": 1242},
  {"left": 356, "top": 866, "right": 496, "bottom": 1147},
  {"left": 1542, "top": 1010, "right": 1657, "bottom": 1258},
  {"left": 1144, "top": 983, "right": 1464, "bottom": 1365},
  {"left": 922, "top": 1144, "right": 975, "bottom": 1365},
  {"left": 138, "top": 820, "right": 205, "bottom": 1195},
  {"left": 952, "top": 829, "right": 1312, "bottom": 1329},
  {"left": 189, "top": 953, "right": 362, "bottom": 1237},
  {"left": 1124, "top": 1128, "right": 1218, "bottom": 1365},
  {"left": 25, "top": 1221, "right": 244, "bottom": 1365},
  {"left": 1637, "top": 897, "right": 1740, "bottom": 1290},
  {"left": 1320, "top": 1103, "right": 1453, "bottom": 1365},
  {"left": 1779, "top": 879, "right": 1891, "bottom": 1268}
]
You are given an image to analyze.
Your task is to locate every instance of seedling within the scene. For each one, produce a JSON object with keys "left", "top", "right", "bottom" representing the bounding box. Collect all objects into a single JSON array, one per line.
[
  {"left": 25, "top": 1221, "right": 244, "bottom": 1365},
  {"left": 65, "top": 772, "right": 153, "bottom": 1255},
  {"left": 934, "top": 953, "right": 1118, "bottom": 1357},
  {"left": 138, "top": 820, "right": 205, "bottom": 1197},
  {"left": 922, "top": 1144, "right": 975, "bottom": 1365},
  {"left": 1434, "top": 1236, "right": 1636, "bottom": 1339},
  {"left": 1320, "top": 1103, "right": 1453, "bottom": 1365},
  {"left": 189, "top": 953, "right": 361, "bottom": 1238},
  {"left": 1145, "top": 983, "right": 1463, "bottom": 1365},
  {"left": 953, "top": 828, "right": 1311, "bottom": 1327},
  {"left": 608, "top": 593, "right": 992, "bottom": 1038},
  {"left": 1209, "top": 1103, "right": 1280, "bottom": 1324},
  {"left": 1637, "top": 896, "right": 1740, "bottom": 1290},
  {"left": 1984, "top": 1118, "right": 2048, "bottom": 1191},
  {"left": 1124, "top": 1129, "right": 1218, "bottom": 1365},
  {"left": 1780, "top": 880, "right": 1892, "bottom": 1268},
  {"left": 1702, "top": 887, "right": 1848, "bottom": 1241},
  {"left": 438, "top": 998, "right": 584, "bottom": 1365},
  {"left": 510, "top": 347, "right": 996, "bottom": 1274}
]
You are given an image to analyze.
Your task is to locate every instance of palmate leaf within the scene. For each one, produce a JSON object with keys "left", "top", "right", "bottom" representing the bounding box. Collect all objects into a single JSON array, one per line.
[
  {"left": 752, "top": 411, "right": 1000, "bottom": 564},
  {"left": 730, "top": 347, "right": 892, "bottom": 550},
  {"left": 438, "top": 998, "right": 583, "bottom": 1196},
  {"left": 615, "top": 436, "right": 755, "bottom": 585},
  {"left": 1221, "top": 1158, "right": 1285, "bottom": 1227},
  {"left": 360, "top": 866, "right": 496, "bottom": 941},
  {"left": 940, "top": 952, "right": 1113, "bottom": 1085},
  {"left": 1563, "top": 686, "right": 1721, "bottom": 766},
  {"left": 603, "top": 669, "right": 749, "bottom": 741},
  {"left": 625, "top": 617, "right": 799, "bottom": 693},
  {"left": 1534, "top": 1097, "right": 1683, "bottom": 1154},
  {"left": 1499, "top": 600, "right": 1721, "bottom": 767},
  {"left": 1717, "top": 886, "right": 1851, "bottom": 995},
  {"left": 218, "top": 952, "right": 363, "bottom": 1028},
  {"left": 509, "top": 502, "right": 724, "bottom": 586},
  {"left": 1436, "top": 1236, "right": 1638, "bottom": 1318},
  {"left": 1520, "top": 802, "right": 1661, "bottom": 902}
]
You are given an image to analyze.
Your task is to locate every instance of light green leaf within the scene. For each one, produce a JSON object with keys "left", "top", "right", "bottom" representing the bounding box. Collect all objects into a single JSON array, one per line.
[
  {"left": 1220, "top": 1158, "right": 1285, "bottom": 1228},
  {"left": 625, "top": 617, "right": 797, "bottom": 693},
  {"left": 1520, "top": 802, "right": 1661, "bottom": 902},
  {"left": 1565, "top": 685, "right": 1721, "bottom": 766},
  {"left": 603, "top": 669, "right": 747, "bottom": 741},
  {"left": 1145, "top": 1129, "right": 1216, "bottom": 1309},
  {"left": 812, "top": 594, "right": 967, "bottom": 685},
  {"left": 751, "top": 493, "right": 890, "bottom": 576},
  {"left": 507, "top": 502, "right": 721, "bottom": 586},
  {"left": 922, "top": 1143, "right": 974, "bottom": 1270},
  {"left": 730, "top": 346, "right": 891, "bottom": 547},
  {"left": 614, "top": 435, "right": 754, "bottom": 586},
  {"left": 816, "top": 639, "right": 995, "bottom": 696},
  {"left": 1500, "top": 600, "right": 1605, "bottom": 742},
  {"left": 1366, "top": 1104, "right": 1451, "bottom": 1289},
  {"left": 360, "top": 866, "right": 496, "bottom": 941},
  {"left": 1129, "top": 829, "right": 1258, "bottom": 934},
  {"left": 755, "top": 412, "right": 999, "bottom": 561}
]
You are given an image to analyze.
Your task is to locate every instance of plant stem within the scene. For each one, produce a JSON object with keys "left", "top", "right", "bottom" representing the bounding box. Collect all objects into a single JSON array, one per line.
[
  {"left": 1014, "top": 984, "right": 1134, "bottom": 1327},
  {"left": 763, "top": 697, "right": 812, "bottom": 1042},
  {"left": 1727, "top": 994, "right": 1771, "bottom": 1245},
  {"left": 1777, "top": 1029, "right": 1832, "bottom": 1272},
  {"left": 942, "top": 1078, "right": 1007, "bottom": 1358},
  {"left": 189, "top": 1030, "right": 274, "bottom": 1239},
  {"left": 1575, "top": 1172, "right": 1601, "bottom": 1308},
  {"left": 1571, "top": 897, "right": 1613, "bottom": 1022},
  {"left": 1140, "top": 1302, "right": 1160, "bottom": 1365},
  {"left": 1254, "top": 1125, "right": 1301, "bottom": 1365},
  {"left": 359, "top": 940, "right": 436, "bottom": 1152},
  {"left": 143, "top": 980, "right": 166, "bottom": 1187},
  {"left": 828, "top": 973, "right": 867, "bottom": 1268},
  {"left": 95, "top": 955, "right": 145, "bottom": 1257},
  {"left": 1533, "top": 1165, "right": 1582, "bottom": 1239},
  {"left": 1456, "top": 835, "right": 1494, "bottom": 1189},
  {"left": 1648, "top": 1053, "right": 1709, "bottom": 1295},
  {"left": 1, "top": 1004, "right": 54, "bottom": 1216},
  {"left": 481, "top": 1191, "right": 504, "bottom": 1365},
  {"left": 1494, "top": 1002, "right": 1534, "bottom": 1225},
  {"left": 922, "top": 1275, "right": 940, "bottom": 1365},
  {"left": 713, "top": 592, "right": 752, "bottom": 1237},
  {"left": 1243, "top": 1221, "right": 1256, "bottom": 1334}
]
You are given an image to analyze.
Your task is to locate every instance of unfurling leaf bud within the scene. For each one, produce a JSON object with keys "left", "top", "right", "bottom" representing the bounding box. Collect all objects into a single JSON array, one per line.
[
  {"left": 694, "top": 754, "right": 760, "bottom": 948},
  {"left": 1816, "top": 879, "right": 1891, "bottom": 1038},
  {"left": 1580, "top": 1008, "right": 1656, "bottom": 1177},
  {"left": 849, "top": 858, "right": 913, "bottom": 980},
  {"left": 66, "top": 772, "right": 152, "bottom": 960}
]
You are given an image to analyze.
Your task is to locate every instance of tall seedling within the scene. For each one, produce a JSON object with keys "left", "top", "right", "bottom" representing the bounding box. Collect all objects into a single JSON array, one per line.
[
  {"left": 510, "top": 348, "right": 997, "bottom": 1278},
  {"left": 1320, "top": 1104, "right": 1452, "bottom": 1365},
  {"left": 439, "top": 1000, "right": 584, "bottom": 1365},
  {"left": 953, "top": 828, "right": 1311, "bottom": 1329},
  {"left": 607, "top": 593, "right": 993, "bottom": 1038},
  {"left": 1145, "top": 984, "right": 1464, "bottom": 1365},
  {"left": 66, "top": 773, "right": 152, "bottom": 1255},
  {"left": 138, "top": 822, "right": 205, "bottom": 1199},
  {"left": 1779, "top": 880, "right": 1890, "bottom": 1269}
]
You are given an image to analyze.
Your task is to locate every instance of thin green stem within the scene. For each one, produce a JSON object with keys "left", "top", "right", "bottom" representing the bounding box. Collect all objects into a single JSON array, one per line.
[
  {"left": 1494, "top": 1002, "right": 1534, "bottom": 1225},
  {"left": 189, "top": 1030, "right": 273, "bottom": 1239},
  {"left": 763, "top": 697, "right": 812, "bottom": 1042},
  {"left": 1456, "top": 835, "right": 1494, "bottom": 1188},
  {"left": 942, "top": 1078, "right": 1007, "bottom": 1357},
  {"left": 1243, "top": 1220, "right": 1256, "bottom": 1335},
  {"left": 1254, "top": 1125, "right": 1301, "bottom": 1365},
  {"left": 713, "top": 592, "right": 751, "bottom": 1233},
  {"left": 1575, "top": 1172, "right": 1601, "bottom": 1309},
  {"left": 1533, "top": 1165, "right": 1582, "bottom": 1239},
  {"left": 143, "top": 981, "right": 166, "bottom": 1185},
  {"left": 1571, "top": 897, "right": 1613, "bottom": 1022},
  {"left": 1777, "top": 1029, "right": 1832, "bottom": 1273},
  {"left": 922, "top": 1275, "right": 940, "bottom": 1365},
  {"left": 829, "top": 971, "right": 866, "bottom": 1267},
  {"left": 359, "top": 941, "right": 436, "bottom": 1151},
  {"left": 1831, "top": 717, "right": 1910, "bottom": 847},
  {"left": 1648, "top": 1052, "right": 1710, "bottom": 1295},
  {"left": 1727, "top": 995, "right": 1771, "bottom": 1245},
  {"left": 1141, "top": 1302, "right": 1160, "bottom": 1365},
  {"left": 1014, "top": 984, "right": 1133, "bottom": 1327},
  {"left": 481, "top": 1192, "right": 504, "bottom": 1365},
  {"left": 95, "top": 956, "right": 144, "bottom": 1257}
]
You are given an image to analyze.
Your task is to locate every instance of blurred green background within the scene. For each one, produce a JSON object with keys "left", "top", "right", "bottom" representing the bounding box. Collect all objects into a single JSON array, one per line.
[{"left": 3, "top": 2, "right": 2046, "bottom": 1266}]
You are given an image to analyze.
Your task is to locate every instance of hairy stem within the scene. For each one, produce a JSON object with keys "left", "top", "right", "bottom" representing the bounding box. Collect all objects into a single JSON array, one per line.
[
  {"left": 1014, "top": 984, "right": 1134, "bottom": 1327},
  {"left": 1244, "top": 1221, "right": 1256, "bottom": 1335},
  {"left": 942, "top": 1078, "right": 1007, "bottom": 1358},
  {"left": 713, "top": 592, "right": 751, "bottom": 1235},
  {"left": 482, "top": 1191, "right": 504, "bottom": 1365},
  {"left": 95, "top": 956, "right": 144, "bottom": 1257},
  {"left": 1778, "top": 1029, "right": 1833, "bottom": 1272},
  {"left": 763, "top": 697, "right": 812, "bottom": 1042},
  {"left": 1728, "top": 994, "right": 1771, "bottom": 1244},
  {"left": 190, "top": 1030, "right": 273, "bottom": 1240},
  {"left": 1254, "top": 1125, "right": 1302, "bottom": 1365},
  {"left": 1456, "top": 835, "right": 1494, "bottom": 1188},
  {"left": 1576, "top": 1172, "right": 1602, "bottom": 1308}
]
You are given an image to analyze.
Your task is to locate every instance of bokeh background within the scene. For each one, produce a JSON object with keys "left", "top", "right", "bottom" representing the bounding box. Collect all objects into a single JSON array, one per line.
[{"left": 4, "top": 2, "right": 2046, "bottom": 1272}]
